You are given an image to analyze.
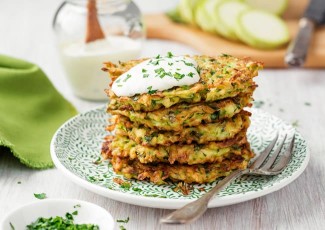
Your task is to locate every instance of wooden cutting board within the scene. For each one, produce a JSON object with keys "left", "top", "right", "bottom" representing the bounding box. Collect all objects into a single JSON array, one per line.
[{"left": 145, "top": 0, "right": 325, "bottom": 68}]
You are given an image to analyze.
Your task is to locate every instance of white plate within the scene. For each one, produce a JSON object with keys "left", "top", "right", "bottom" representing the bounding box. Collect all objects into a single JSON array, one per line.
[
  {"left": 1, "top": 199, "right": 114, "bottom": 230},
  {"left": 51, "top": 107, "right": 309, "bottom": 209}
]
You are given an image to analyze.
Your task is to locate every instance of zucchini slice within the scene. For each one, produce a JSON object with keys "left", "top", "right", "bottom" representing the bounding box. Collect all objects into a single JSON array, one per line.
[
  {"left": 235, "top": 9, "right": 290, "bottom": 49},
  {"left": 195, "top": 0, "right": 221, "bottom": 33},
  {"left": 243, "top": 0, "right": 288, "bottom": 15},
  {"left": 179, "top": 0, "right": 201, "bottom": 25},
  {"left": 213, "top": 0, "right": 250, "bottom": 40}
]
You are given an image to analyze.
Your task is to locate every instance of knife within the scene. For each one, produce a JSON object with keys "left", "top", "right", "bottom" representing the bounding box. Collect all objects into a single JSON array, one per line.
[{"left": 285, "top": 0, "right": 325, "bottom": 67}]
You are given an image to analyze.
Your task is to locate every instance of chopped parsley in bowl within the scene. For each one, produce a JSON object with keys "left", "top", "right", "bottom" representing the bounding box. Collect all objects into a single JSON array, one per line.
[{"left": 1, "top": 199, "right": 114, "bottom": 230}]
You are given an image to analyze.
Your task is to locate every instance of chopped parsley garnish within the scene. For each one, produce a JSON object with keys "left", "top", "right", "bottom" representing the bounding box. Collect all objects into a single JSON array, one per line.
[
  {"left": 116, "top": 78, "right": 121, "bottom": 83},
  {"left": 173, "top": 72, "right": 185, "bottom": 80},
  {"left": 154, "top": 67, "right": 165, "bottom": 76},
  {"left": 254, "top": 100, "right": 265, "bottom": 108},
  {"left": 187, "top": 72, "right": 194, "bottom": 78},
  {"left": 10, "top": 222, "right": 15, "bottom": 230},
  {"left": 143, "top": 73, "right": 149, "bottom": 78},
  {"left": 149, "top": 59, "right": 159, "bottom": 65},
  {"left": 155, "top": 54, "right": 161, "bottom": 59},
  {"left": 119, "top": 226, "right": 126, "bottom": 230},
  {"left": 123, "top": 74, "right": 132, "bottom": 82},
  {"left": 147, "top": 86, "right": 157, "bottom": 94},
  {"left": 142, "top": 68, "right": 147, "bottom": 73},
  {"left": 26, "top": 212, "right": 99, "bottom": 230},
  {"left": 292, "top": 120, "right": 299, "bottom": 127},
  {"left": 182, "top": 61, "right": 194, "bottom": 66},
  {"left": 167, "top": 51, "right": 173, "bottom": 58},
  {"left": 117, "top": 217, "right": 130, "bottom": 223},
  {"left": 17, "top": 181, "right": 21, "bottom": 184},
  {"left": 74, "top": 204, "right": 81, "bottom": 208},
  {"left": 34, "top": 193, "right": 47, "bottom": 200},
  {"left": 72, "top": 211, "right": 78, "bottom": 215},
  {"left": 120, "top": 182, "right": 131, "bottom": 190}
]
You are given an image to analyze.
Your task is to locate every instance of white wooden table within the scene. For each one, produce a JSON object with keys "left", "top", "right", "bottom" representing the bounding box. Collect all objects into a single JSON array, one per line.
[{"left": 1, "top": 1, "right": 325, "bottom": 229}]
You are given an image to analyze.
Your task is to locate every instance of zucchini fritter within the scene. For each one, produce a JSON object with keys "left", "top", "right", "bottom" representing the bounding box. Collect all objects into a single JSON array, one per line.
[
  {"left": 109, "top": 93, "right": 252, "bottom": 131},
  {"left": 104, "top": 55, "right": 262, "bottom": 112},
  {"left": 109, "top": 148, "right": 253, "bottom": 184},
  {"left": 114, "top": 112, "right": 250, "bottom": 146},
  {"left": 101, "top": 130, "right": 249, "bottom": 165}
]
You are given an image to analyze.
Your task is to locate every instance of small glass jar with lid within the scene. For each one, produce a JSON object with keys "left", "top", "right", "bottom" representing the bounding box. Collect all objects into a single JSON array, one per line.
[{"left": 53, "top": 0, "right": 145, "bottom": 101}]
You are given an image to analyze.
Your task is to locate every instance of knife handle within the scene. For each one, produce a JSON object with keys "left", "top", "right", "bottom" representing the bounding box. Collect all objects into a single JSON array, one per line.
[{"left": 285, "top": 18, "right": 315, "bottom": 67}]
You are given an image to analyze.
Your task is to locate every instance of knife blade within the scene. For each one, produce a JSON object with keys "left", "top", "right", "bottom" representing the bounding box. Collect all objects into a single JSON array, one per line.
[{"left": 285, "top": 0, "right": 325, "bottom": 67}]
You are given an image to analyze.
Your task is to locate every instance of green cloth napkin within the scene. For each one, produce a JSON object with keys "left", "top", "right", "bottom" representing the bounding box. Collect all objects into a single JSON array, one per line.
[{"left": 0, "top": 55, "right": 78, "bottom": 169}]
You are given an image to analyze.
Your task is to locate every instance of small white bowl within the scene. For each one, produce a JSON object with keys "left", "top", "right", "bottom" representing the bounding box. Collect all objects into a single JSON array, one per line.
[{"left": 1, "top": 199, "right": 114, "bottom": 230}]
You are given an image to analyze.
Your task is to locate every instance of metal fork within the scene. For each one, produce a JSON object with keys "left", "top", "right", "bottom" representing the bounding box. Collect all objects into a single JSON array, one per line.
[{"left": 160, "top": 133, "right": 295, "bottom": 224}]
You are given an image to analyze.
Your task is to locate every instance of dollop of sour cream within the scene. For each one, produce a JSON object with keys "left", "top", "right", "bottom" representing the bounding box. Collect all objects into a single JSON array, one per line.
[{"left": 112, "top": 54, "right": 200, "bottom": 97}]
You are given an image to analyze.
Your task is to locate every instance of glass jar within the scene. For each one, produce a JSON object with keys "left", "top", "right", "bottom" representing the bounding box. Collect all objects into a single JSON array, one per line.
[{"left": 53, "top": 0, "right": 145, "bottom": 101}]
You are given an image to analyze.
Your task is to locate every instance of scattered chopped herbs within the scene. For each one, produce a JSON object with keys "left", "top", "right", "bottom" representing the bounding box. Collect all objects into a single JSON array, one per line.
[
  {"left": 72, "top": 210, "right": 78, "bottom": 215},
  {"left": 34, "top": 193, "right": 47, "bottom": 200},
  {"left": 292, "top": 120, "right": 299, "bottom": 127},
  {"left": 17, "top": 181, "right": 21, "bottom": 184},
  {"left": 113, "top": 178, "right": 132, "bottom": 190},
  {"left": 155, "top": 54, "right": 161, "bottom": 59},
  {"left": 167, "top": 51, "right": 173, "bottom": 58},
  {"left": 116, "top": 78, "right": 121, "bottom": 83},
  {"left": 187, "top": 72, "right": 194, "bottom": 78},
  {"left": 304, "top": 102, "right": 311, "bottom": 106},
  {"left": 74, "top": 204, "right": 81, "bottom": 208},
  {"left": 154, "top": 67, "right": 165, "bottom": 78},
  {"left": 149, "top": 59, "right": 160, "bottom": 65},
  {"left": 147, "top": 86, "right": 157, "bottom": 94},
  {"left": 123, "top": 74, "right": 132, "bottom": 82},
  {"left": 168, "top": 62, "right": 173, "bottom": 66},
  {"left": 119, "top": 226, "right": 127, "bottom": 230},
  {"left": 117, "top": 84, "right": 123, "bottom": 87},
  {"left": 120, "top": 182, "right": 131, "bottom": 190},
  {"left": 142, "top": 68, "right": 147, "bottom": 73},
  {"left": 117, "top": 217, "right": 130, "bottom": 223},
  {"left": 143, "top": 73, "right": 149, "bottom": 78},
  {"left": 173, "top": 72, "right": 185, "bottom": 80},
  {"left": 10, "top": 222, "right": 15, "bottom": 230},
  {"left": 182, "top": 61, "right": 194, "bottom": 66},
  {"left": 26, "top": 212, "right": 99, "bottom": 230},
  {"left": 254, "top": 100, "right": 265, "bottom": 108}
]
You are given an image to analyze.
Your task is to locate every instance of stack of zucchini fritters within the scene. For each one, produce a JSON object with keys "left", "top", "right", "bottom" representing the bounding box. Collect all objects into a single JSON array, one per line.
[{"left": 101, "top": 55, "right": 263, "bottom": 185}]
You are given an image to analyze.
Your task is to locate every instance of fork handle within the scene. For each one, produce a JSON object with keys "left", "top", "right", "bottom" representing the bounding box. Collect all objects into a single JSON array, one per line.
[{"left": 160, "top": 168, "right": 249, "bottom": 224}]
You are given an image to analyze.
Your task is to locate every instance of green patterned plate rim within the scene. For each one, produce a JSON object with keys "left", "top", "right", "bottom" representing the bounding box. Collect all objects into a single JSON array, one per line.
[{"left": 50, "top": 107, "right": 309, "bottom": 209}]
